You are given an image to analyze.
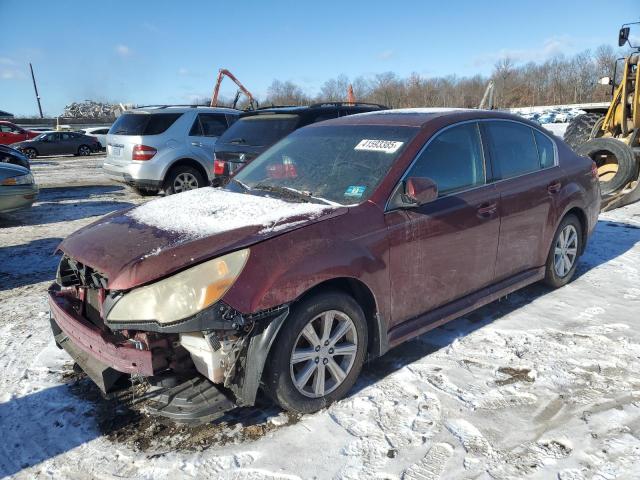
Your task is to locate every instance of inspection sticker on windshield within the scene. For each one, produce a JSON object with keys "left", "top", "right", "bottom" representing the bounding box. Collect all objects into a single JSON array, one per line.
[
  {"left": 354, "top": 139, "right": 404, "bottom": 154},
  {"left": 345, "top": 186, "right": 366, "bottom": 198}
]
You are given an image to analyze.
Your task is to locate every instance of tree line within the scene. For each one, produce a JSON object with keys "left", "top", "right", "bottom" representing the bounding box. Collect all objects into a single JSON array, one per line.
[{"left": 215, "top": 44, "right": 626, "bottom": 110}]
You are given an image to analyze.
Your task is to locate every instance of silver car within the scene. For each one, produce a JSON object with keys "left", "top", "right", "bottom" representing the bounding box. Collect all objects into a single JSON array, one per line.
[
  {"left": 103, "top": 106, "right": 240, "bottom": 195},
  {"left": 0, "top": 163, "right": 38, "bottom": 213}
]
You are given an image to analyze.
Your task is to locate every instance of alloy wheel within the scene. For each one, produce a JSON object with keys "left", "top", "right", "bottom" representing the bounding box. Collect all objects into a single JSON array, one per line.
[
  {"left": 25, "top": 149, "right": 36, "bottom": 159},
  {"left": 173, "top": 172, "right": 199, "bottom": 193},
  {"left": 554, "top": 224, "right": 578, "bottom": 277},
  {"left": 79, "top": 146, "right": 91, "bottom": 156},
  {"left": 289, "top": 310, "right": 358, "bottom": 398}
]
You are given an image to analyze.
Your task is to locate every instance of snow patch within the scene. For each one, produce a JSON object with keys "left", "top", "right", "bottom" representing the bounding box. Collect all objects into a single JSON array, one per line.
[{"left": 127, "top": 188, "right": 333, "bottom": 238}]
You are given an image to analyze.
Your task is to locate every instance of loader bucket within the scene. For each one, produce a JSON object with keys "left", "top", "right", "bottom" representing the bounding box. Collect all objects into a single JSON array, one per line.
[{"left": 601, "top": 176, "right": 640, "bottom": 211}]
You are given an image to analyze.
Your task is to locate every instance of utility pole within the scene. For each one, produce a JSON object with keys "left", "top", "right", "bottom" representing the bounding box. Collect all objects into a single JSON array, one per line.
[{"left": 29, "top": 63, "right": 43, "bottom": 118}]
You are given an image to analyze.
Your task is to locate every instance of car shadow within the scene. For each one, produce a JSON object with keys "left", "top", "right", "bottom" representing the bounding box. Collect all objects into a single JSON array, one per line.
[
  {"left": 0, "top": 237, "right": 63, "bottom": 291},
  {"left": 0, "top": 185, "right": 134, "bottom": 227}
]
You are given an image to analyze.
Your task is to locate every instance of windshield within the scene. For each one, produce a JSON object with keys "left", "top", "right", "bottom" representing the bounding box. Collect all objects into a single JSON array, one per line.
[
  {"left": 217, "top": 114, "right": 300, "bottom": 147},
  {"left": 233, "top": 124, "right": 418, "bottom": 205}
]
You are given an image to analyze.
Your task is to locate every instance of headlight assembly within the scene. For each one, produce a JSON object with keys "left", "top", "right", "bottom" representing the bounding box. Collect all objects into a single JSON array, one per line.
[{"left": 106, "top": 249, "right": 249, "bottom": 324}]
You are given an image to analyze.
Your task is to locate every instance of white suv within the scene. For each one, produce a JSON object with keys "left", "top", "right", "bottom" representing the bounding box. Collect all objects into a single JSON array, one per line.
[{"left": 103, "top": 106, "right": 240, "bottom": 195}]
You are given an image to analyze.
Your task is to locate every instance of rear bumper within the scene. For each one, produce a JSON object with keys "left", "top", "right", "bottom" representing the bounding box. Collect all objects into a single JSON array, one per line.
[
  {"left": 102, "top": 164, "right": 161, "bottom": 189},
  {"left": 48, "top": 289, "right": 154, "bottom": 376}
]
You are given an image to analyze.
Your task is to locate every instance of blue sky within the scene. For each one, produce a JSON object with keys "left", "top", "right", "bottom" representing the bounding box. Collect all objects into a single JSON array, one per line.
[{"left": 0, "top": 0, "right": 636, "bottom": 116}]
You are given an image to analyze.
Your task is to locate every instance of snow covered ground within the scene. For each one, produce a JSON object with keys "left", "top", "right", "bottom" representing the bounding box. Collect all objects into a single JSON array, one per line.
[{"left": 1, "top": 156, "right": 640, "bottom": 479}]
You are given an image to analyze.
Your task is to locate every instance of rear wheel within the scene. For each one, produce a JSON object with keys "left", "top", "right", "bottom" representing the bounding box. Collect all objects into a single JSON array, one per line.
[
  {"left": 23, "top": 148, "right": 37, "bottom": 159},
  {"left": 563, "top": 113, "right": 603, "bottom": 151},
  {"left": 78, "top": 145, "right": 91, "bottom": 156},
  {"left": 576, "top": 138, "right": 637, "bottom": 195},
  {"left": 264, "top": 291, "right": 368, "bottom": 413},
  {"left": 544, "top": 214, "right": 582, "bottom": 288},
  {"left": 163, "top": 165, "right": 205, "bottom": 195}
]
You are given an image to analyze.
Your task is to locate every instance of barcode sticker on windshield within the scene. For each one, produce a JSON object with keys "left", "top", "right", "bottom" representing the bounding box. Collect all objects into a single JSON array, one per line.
[{"left": 354, "top": 139, "right": 404, "bottom": 153}]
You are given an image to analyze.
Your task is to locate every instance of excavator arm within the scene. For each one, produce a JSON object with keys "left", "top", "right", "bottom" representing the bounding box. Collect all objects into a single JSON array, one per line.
[{"left": 210, "top": 69, "right": 258, "bottom": 110}]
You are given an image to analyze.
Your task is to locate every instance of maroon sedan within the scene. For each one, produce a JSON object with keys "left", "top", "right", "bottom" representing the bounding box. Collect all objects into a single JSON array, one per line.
[{"left": 49, "top": 109, "right": 600, "bottom": 422}]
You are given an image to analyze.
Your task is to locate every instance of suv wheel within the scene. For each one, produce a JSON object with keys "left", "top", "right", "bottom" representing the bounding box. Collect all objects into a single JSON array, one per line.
[
  {"left": 544, "top": 214, "right": 582, "bottom": 288},
  {"left": 264, "top": 291, "right": 368, "bottom": 413},
  {"left": 163, "top": 166, "right": 205, "bottom": 195}
]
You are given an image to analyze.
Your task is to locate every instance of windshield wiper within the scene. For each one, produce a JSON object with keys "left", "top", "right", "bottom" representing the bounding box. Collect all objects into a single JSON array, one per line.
[
  {"left": 230, "top": 178, "right": 250, "bottom": 191},
  {"left": 252, "top": 184, "right": 335, "bottom": 205}
]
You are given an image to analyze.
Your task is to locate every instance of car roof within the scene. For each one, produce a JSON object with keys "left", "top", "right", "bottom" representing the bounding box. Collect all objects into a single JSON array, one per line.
[
  {"left": 239, "top": 102, "right": 387, "bottom": 119},
  {"left": 128, "top": 105, "right": 241, "bottom": 115},
  {"left": 312, "top": 107, "right": 533, "bottom": 128}
]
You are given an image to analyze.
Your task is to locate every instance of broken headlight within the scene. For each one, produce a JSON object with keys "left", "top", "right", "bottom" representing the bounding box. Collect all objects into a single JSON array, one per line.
[{"left": 106, "top": 249, "right": 249, "bottom": 324}]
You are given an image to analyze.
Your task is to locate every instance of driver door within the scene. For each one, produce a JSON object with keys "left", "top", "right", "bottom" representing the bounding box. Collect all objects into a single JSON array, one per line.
[{"left": 386, "top": 122, "right": 500, "bottom": 327}]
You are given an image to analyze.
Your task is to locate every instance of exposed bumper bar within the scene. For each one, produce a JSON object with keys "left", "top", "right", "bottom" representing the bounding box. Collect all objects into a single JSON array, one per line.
[{"left": 48, "top": 290, "right": 154, "bottom": 376}]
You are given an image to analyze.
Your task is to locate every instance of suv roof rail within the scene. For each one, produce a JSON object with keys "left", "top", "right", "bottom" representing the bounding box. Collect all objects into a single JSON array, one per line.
[
  {"left": 308, "top": 102, "right": 388, "bottom": 109},
  {"left": 253, "top": 104, "right": 302, "bottom": 110},
  {"left": 132, "top": 104, "right": 238, "bottom": 110}
]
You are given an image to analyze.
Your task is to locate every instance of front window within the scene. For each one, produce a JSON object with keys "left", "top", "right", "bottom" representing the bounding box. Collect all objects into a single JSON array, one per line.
[{"left": 233, "top": 125, "right": 418, "bottom": 205}]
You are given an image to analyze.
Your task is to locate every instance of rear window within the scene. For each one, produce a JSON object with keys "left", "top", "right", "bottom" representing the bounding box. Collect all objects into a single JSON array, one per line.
[
  {"left": 109, "top": 113, "right": 182, "bottom": 136},
  {"left": 217, "top": 114, "right": 300, "bottom": 147}
]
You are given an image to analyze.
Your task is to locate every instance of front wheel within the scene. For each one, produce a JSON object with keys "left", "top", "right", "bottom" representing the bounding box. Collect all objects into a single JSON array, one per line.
[
  {"left": 23, "top": 148, "right": 37, "bottom": 159},
  {"left": 264, "top": 291, "right": 368, "bottom": 413},
  {"left": 544, "top": 214, "right": 582, "bottom": 288}
]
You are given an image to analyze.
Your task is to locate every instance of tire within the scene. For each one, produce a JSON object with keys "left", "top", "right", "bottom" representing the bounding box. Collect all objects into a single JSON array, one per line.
[
  {"left": 163, "top": 165, "right": 206, "bottom": 195},
  {"left": 576, "top": 138, "right": 637, "bottom": 195},
  {"left": 263, "top": 291, "right": 368, "bottom": 414},
  {"left": 23, "top": 148, "right": 37, "bottom": 159},
  {"left": 130, "top": 186, "right": 159, "bottom": 197},
  {"left": 563, "top": 113, "right": 603, "bottom": 151},
  {"left": 544, "top": 214, "right": 582, "bottom": 288},
  {"left": 78, "top": 145, "right": 91, "bottom": 156}
]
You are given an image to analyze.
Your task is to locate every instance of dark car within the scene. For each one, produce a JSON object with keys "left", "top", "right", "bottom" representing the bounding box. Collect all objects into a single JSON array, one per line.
[
  {"left": 212, "top": 102, "right": 387, "bottom": 185},
  {"left": 48, "top": 108, "right": 600, "bottom": 423},
  {"left": 12, "top": 131, "right": 101, "bottom": 159},
  {"left": 0, "top": 144, "right": 30, "bottom": 169}
]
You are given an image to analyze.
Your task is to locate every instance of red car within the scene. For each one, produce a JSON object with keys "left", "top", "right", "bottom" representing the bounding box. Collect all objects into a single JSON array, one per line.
[
  {"left": 0, "top": 121, "right": 39, "bottom": 145},
  {"left": 49, "top": 109, "right": 600, "bottom": 422}
]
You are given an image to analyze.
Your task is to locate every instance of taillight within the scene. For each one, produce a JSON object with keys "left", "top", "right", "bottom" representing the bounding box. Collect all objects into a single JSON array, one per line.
[
  {"left": 214, "top": 158, "right": 227, "bottom": 176},
  {"left": 132, "top": 144, "right": 157, "bottom": 161},
  {"left": 591, "top": 160, "right": 598, "bottom": 179}
]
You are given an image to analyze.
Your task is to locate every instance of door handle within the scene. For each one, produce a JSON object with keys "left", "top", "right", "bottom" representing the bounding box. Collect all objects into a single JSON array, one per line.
[
  {"left": 477, "top": 202, "right": 497, "bottom": 217},
  {"left": 191, "top": 141, "right": 203, "bottom": 147},
  {"left": 547, "top": 181, "right": 561, "bottom": 194}
]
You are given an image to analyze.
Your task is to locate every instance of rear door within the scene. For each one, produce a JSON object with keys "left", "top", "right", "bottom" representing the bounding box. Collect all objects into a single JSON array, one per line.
[
  {"left": 387, "top": 122, "right": 500, "bottom": 325},
  {"left": 188, "top": 113, "right": 229, "bottom": 173},
  {"left": 482, "top": 120, "right": 561, "bottom": 280}
]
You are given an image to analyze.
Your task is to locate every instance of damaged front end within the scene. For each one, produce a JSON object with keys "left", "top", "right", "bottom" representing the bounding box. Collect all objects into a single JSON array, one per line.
[{"left": 49, "top": 253, "right": 289, "bottom": 424}]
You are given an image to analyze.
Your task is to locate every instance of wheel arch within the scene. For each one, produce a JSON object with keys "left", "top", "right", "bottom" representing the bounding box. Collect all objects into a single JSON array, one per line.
[
  {"left": 163, "top": 157, "right": 209, "bottom": 185},
  {"left": 563, "top": 206, "right": 588, "bottom": 255},
  {"left": 292, "top": 277, "right": 387, "bottom": 359}
]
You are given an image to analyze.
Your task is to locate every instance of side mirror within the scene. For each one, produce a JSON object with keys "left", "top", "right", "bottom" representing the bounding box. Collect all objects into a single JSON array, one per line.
[
  {"left": 619, "top": 26, "right": 630, "bottom": 47},
  {"left": 598, "top": 76, "right": 612, "bottom": 86},
  {"left": 403, "top": 177, "right": 438, "bottom": 206}
]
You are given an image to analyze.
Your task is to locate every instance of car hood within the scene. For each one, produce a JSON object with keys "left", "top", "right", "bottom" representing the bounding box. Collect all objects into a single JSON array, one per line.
[{"left": 58, "top": 187, "right": 346, "bottom": 290}]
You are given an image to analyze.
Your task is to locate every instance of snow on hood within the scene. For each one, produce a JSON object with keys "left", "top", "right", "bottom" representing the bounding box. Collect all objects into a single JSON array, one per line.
[{"left": 127, "top": 187, "right": 334, "bottom": 238}]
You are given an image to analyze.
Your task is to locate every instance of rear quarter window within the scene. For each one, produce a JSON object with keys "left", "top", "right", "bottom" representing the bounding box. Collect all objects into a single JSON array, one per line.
[
  {"left": 109, "top": 113, "right": 182, "bottom": 136},
  {"left": 533, "top": 129, "right": 555, "bottom": 168}
]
